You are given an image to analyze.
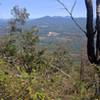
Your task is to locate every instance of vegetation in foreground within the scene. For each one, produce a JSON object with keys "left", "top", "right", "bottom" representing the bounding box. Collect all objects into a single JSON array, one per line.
[
  {"left": 0, "top": 5, "right": 100, "bottom": 100},
  {"left": 0, "top": 32, "right": 98, "bottom": 100}
]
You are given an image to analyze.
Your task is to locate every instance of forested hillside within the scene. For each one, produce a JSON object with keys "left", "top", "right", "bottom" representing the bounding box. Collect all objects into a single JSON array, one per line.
[{"left": 0, "top": 16, "right": 86, "bottom": 36}]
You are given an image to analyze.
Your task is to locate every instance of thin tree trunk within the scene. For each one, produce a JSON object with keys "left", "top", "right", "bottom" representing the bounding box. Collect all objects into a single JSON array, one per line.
[
  {"left": 96, "top": 0, "right": 100, "bottom": 64},
  {"left": 85, "top": 0, "right": 96, "bottom": 64},
  {"left": 93, "top": 1, "right": 100, "bottom": 98}
]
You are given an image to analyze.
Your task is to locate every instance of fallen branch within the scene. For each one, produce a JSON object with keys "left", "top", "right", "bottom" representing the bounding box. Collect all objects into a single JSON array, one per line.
[{"left": 51, "top": 64, "right": 72, "bottom": 79}]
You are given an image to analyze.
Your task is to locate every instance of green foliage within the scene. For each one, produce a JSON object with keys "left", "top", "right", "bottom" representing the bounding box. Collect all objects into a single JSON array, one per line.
[
  {"left": 0, "top": 27, "right": 44, "bottom": 73},
  {"left": 10, "top": 5, "right": 29, "bottom": 32},
  {"left": 11, "top": 5, "right": 29, "bottom": 24},
  {"left": 34, "top": 92, "right": 46, "bottom": 100},
  {"left": 0, "top": 31, "right": 98, "bottom": 99}
]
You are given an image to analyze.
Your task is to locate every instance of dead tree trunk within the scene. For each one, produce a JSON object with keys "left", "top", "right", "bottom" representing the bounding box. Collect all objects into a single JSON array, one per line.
[
  {"left": 85, "top": 0, "right": 96, "bottom": 64},
  {"left": 95, "top": 0, "right": 100, "bottom": 97},
  {"left": 85, "top": 0, "right": 100, "bottom": 65},
  {"left": 96, "top": 0, "right": 100, "bottom": 64},
  {"left": 57, "top": 0, "right": 100, "bottom": 97},
  {"left": 85, "top": 0, "right": 100, "bottom": 97}
]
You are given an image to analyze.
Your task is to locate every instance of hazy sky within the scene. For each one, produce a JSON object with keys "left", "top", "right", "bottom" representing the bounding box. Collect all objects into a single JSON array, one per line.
[{"left": 0, "top": 0, "right": 96, "bottom": 19}]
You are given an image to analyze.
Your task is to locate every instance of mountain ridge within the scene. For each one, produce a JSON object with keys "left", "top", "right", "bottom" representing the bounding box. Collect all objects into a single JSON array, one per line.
[{"left": 0, "top": 16, "right": 86, "bottom": 36}]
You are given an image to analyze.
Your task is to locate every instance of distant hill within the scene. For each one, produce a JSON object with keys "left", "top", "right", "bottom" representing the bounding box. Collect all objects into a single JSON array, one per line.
[
  {"left": 26, "top": 16, "right": 86, "bottom": 36},
  {"left": 0, "top": 16, "right": 86, "bottom": 36}
]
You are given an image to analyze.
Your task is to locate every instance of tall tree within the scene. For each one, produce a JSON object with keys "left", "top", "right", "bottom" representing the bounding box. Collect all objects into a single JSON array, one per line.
[
  {"left": 57, "top": 0, "right": 100, "bottom": 65},
  {"left": 85, "top": 0, "right": 100, "bottom": 65},
  {"left": 85, "top": 0, "right": 96, "bottom": 64},
  {"left": 85, "top": 1, "right": 100, "bottom": 96},
  {"left": 56, "top": 0, "right": 100, "bottom": 96},
  {"left": 96, "top": 0, "right": 100, "bottom": 64}
]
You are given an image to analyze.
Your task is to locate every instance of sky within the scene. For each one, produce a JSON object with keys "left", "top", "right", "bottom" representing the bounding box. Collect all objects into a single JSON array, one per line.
[{"left": 0, "top": 0, "right": 96, "bottom": 19}]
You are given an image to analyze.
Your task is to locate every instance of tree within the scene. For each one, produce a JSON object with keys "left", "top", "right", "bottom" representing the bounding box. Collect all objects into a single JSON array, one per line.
[
  {"left": 56, "top": 0, "right": 100, "bottom": 64},
  {"left": 56, "top": 0, "right": 100, "bottom": 97},
  {"left": 10, "top": 5, "right": 29, "bottom": 32},
  {"left": 85, "top": 0, "right": 100, "bottom": 65},
  {"left": 85, "top": 0, "right": 96, "bottom": 64},
  {"left": 85, "top": 0, "right": 100, "bottom": 97},
  {"left": 96, "top": 0, "right": 100, "bottom": 64},
  {"left": 1, "top": 6, "right": 41, "bottom": 73}
]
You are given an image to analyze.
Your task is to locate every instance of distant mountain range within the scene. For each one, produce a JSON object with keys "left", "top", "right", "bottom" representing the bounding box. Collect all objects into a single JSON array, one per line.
[{"left": 0, "top": 16, "right": 86, "bottom": 36}]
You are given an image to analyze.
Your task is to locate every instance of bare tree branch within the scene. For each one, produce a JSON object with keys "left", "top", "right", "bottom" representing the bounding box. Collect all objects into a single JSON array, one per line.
[
  {"left": 56, "top": 0, "right": 87, "bottom": 35},
  {"left": 71, "top": 0, "right": 77, "bottom": 14}
]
